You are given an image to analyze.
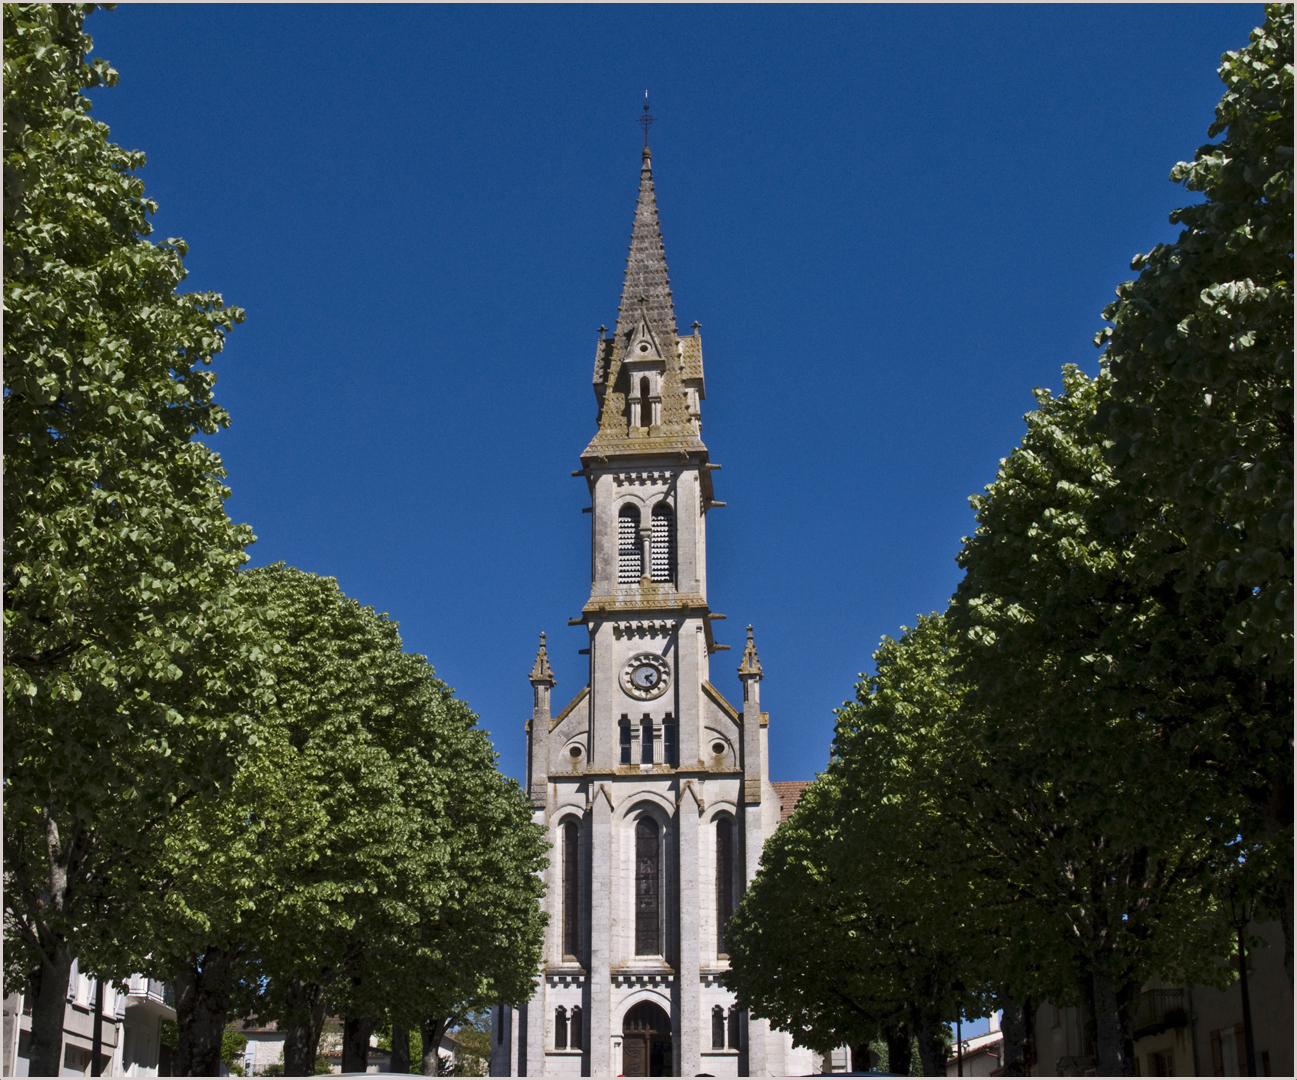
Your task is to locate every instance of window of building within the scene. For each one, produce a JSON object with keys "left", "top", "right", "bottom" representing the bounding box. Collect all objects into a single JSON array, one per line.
[
  {"left": 562, "top": 819, "right": 580, "bottom": 960},
  {"left": 727, "top": 1007, "right": 741, "bottom": 1050},
  {"left": 635, "top": 817, "right": 661, "bottom": 955},
  {"left": 716, "top": 816, "right": 735, "bottom": 956},
  {"left": 1148, "top": 1049, "right": 1173, "bottom": 1076},
  {"left": 620, "top": 716, "right": 632, "bottom": 765},
  {"left": 555, "top": 1006, "right": 568, "bottom": 1050},
  {"left": 663, "top": 717, "right": 677, "bottom": 766},
  {"left": 640, "top": 715, "right": 654, "bottom": 765},
  {"left": 1211, "top": 1024, "right": 1247, "bottom": 1076},
  {"left": 497, "top": 1007, "right": 505, "bottom": 1044},
  {"left": 639, "top": 377, "right": 652, "bottom": 428},
  {"left": 711, "top": 1006, "right": 725, "bottom": 1049},
  {"left": 649, "top": 504, "right": 674, "bottom": 583},
  {"left": 570, "top": 1007, "right": 583, "bottom": 1052},
  {"left": 618, "top": 507, "right": 642, "bottom": 582}
]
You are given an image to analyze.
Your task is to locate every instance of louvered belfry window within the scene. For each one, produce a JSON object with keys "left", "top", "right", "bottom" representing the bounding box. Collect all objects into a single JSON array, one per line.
[
  {"left": 618, "top": 506, "right": 642, "bottom": 583},
  {"left": 650, "top": 504, "right": 674, "bottom": 583},
  {"left": 635, "top": 817, "right": 661, "bottom": 955}
]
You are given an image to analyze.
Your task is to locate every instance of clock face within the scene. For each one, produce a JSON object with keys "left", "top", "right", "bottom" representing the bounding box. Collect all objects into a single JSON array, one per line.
[
  {"left": 632, "top": 664, "right": 661, "bottom": 690},
  {"left": 622, "top": 652, "right": 670, "bottom": 699}
]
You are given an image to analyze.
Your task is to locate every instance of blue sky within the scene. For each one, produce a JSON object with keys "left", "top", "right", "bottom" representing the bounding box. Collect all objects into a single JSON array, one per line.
[{"left": 86, "top": 3, "right": 1261, "bottom": 787}]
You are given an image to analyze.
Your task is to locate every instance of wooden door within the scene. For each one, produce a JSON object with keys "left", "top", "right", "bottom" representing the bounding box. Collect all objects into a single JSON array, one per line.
[{"left": 622, "top": 1034, "right": 648, "bottom": 1076}]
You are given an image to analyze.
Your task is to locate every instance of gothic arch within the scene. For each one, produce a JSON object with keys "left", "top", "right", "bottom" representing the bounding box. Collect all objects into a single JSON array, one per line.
[{"left": 615, "top": 793, "right": 675, "bottom": 824}]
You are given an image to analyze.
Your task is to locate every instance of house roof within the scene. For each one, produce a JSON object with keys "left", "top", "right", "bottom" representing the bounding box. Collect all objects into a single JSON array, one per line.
[{"left": 771, "top": 780, "right": 812, "bottom": 823}]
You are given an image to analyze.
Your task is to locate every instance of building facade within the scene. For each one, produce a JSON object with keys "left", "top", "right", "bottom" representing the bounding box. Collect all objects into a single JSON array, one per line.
[
  {"left": 3, "top": 969, "right": 176, "bottom": 1077},
  {"left": 489, "top": 144, "right": 815, "bottom": 1078}
]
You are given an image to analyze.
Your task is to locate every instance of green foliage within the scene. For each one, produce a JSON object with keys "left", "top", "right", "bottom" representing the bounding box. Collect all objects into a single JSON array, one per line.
[
  {"left": 2, "top": 0, "right": 255, "bottom": 1020},
  {"left": 726, "top": 615, "right": 988, "bottom": 1074},
  {"left": 222, "top": 1024, "right": 249, "bottom": 1070},
  {"left": 1092, "top": 1, "right": 1293, "bottom": 954},
  {"left": 449, "top": 1012, "right": 492, "bottom": 1076},
  {"left": 1095, "top": 3, "right": 1293, "bottom": 676}
]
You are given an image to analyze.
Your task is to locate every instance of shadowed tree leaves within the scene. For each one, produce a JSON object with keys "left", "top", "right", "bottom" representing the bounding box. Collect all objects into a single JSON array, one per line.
[{"left": 1093, "top": 2, "right": 1294, "bottom": 980}]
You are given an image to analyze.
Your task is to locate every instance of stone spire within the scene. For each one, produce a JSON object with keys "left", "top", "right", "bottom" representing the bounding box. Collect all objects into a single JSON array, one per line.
[
  {"left": 615, "top": 147, "right": 677, "bottom": 347},
  {"left": 738, "top": 625, "right": 763, "bottom": 679},
  {"left": 529, "top": 632, "right": 555, "bottom": 685},
  {"left": 585, "top": 144, "right": 706, "bottom": 457}
]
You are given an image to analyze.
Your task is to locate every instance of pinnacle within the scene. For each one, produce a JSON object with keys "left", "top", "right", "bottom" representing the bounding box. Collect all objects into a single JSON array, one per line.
[
  {"left": 529, "top": 631, "right": 555, "bottom": 685},
  {"left": 739, "top": 624, "right": 763, "bottom": 678}
]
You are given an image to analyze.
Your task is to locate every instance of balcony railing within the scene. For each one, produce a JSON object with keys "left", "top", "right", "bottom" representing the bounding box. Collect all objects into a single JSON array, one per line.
[
  {"left": 126, "top": 975, "right": 174, "bottom": 1009},
  {"left": 1132, "top": 989, "right": 1188, "bottom": 1040}
]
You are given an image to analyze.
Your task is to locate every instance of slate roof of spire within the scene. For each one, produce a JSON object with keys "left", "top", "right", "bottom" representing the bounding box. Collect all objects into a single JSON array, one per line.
[
  {"left": 615, "top": 147, "right": 677, "bottom": 345},
  {"left": 584, "top": 145, "right": 708, "bottom": 460}
]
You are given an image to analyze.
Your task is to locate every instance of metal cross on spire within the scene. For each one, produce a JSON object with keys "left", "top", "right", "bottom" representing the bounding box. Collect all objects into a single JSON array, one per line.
[{"left": 638, "top": 92, "right": 656, "bottom": 148}]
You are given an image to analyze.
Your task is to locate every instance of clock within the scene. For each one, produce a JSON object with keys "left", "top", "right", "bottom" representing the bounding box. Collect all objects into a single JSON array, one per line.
[
  {"left": 622, "top": 652, "right": 670, "bottom": 700},
  {"left": 632, "top": 664, "right": 661, "bottom": 691}
]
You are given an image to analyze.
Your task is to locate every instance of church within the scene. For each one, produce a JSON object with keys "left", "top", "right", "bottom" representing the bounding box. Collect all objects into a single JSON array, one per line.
[{"left": 489, "top": 137, "right": 817, "bottom": 1078}]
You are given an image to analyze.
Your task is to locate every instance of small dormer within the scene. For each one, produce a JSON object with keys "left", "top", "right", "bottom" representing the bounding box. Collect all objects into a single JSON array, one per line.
[{"left": 623, "top": 306, "right": 665, "bottom": 435}]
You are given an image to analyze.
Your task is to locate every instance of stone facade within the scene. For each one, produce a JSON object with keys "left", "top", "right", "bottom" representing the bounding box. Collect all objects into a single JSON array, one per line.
[{"left": 490, "top": 146, "right": 815, "bottom": 1078}]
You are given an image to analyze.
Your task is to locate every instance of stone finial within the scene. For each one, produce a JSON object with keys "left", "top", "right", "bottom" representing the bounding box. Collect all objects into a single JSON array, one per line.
[
  {"left": 529, "top": 632, "right": 555, "bottom": 685},
  {"left": 738, "top": 624, "right": 763, "bottom": 678}
]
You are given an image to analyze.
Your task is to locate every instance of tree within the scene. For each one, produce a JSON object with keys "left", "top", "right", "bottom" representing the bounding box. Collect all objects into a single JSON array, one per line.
[
  {"left": 1093, "top": 2, "right": 1293, "bottom": 980},
  {"left": 115, "top": 564, "right": 547, "bottom": 1077},
  {"left": 725, "top": 616, "right": 992, "bottom": 1076},
  {"left": 950, "top": 367, "right": 1235, "bottom": 1075},
  {"left": 3, "top": 5, "right": 252, "bottom": 1074}
]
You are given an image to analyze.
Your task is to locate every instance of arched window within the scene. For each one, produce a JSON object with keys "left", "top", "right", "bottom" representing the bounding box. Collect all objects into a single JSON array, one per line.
[
  {"left": 555, "top": 1006, "right": 568, "bottom": 1050},
  {"left": 569, "top": 1006, "right": 583, "bottom": 1052},
  {"left": 635, "top": 817, "right": 661, "bottom": 955},
  {"left": 711, "top": 1006, "right": 726, "bottom": 1049},
  {"left": 639, "top": 376, "right": 652, "bottom": 428},
  {"left": 618, "top": 506, "right": 642, "bottom": 583},
  {"left": 562, "top": 819, "right": 580, "bottom": 959},
  {"left": 716, "top": 817, "right": 735, "bottom": 955},
  {"left": 649, "top": 504, "right": 674, "bottom": 583},
  {"left": 727, "top": 1007, "right": 741, "bottom": 1050}
]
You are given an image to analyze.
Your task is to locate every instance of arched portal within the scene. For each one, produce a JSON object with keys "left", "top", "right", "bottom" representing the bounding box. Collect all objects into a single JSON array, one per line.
[{"left": 621, "top": 1001, "right": 672, "bottom": 1077}]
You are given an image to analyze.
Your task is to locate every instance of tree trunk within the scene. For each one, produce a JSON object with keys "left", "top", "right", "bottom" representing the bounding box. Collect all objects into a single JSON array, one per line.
[
  {"left": 1086, "top": 971, "right": 1134, "bottom": 1077},
  {"left": 421, "top": 1016, "right": 451, "bottom": 1077},
  {"left": 25, "top": 948, "right": 74, "bottom": 1078},
  {"left": 342, "top": 1016, "right": 375, "bottom": 1074},
  {"left": 281, "top": 980, "right": 328, "bottom": 1076},
  {"left": 911, "top": 1008, "right": 948, "bottom": 1077},
  {"left": 391, "top": 1027, "right": 411, "bottom": 1073},
  {"left": 174, "top": 947, "right": 238, "bottom": 1076},
  {"left": 883, "top": 1022, "right": 912, "bottom": 1076},
  {"left": 998, "top": 993, "right": 1032, "bottom": 1077}
]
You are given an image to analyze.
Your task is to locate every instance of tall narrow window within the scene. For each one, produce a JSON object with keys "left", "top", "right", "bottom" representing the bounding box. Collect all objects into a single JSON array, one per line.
[
  {"left": 569, "top": 1007, "right": 583, "bottom": 1052},
  {"left": 562, "top": 820, "right": 579, "bottom": 959},
  {"left": 716, "top": 817, "right": 735, "bottom": 955},
  {"left": 640, "top": 715, "right": 654, "bottom": 765},
  {"left": 619, "top": 717, "right": 632, "bottom": 765},
  {"left": 618, "top": 506, "right": 642, "bottom": 583},
  {"left": 639, "top": 376, "right": 652, "bottom": 428},
  {"left": 649, "top": 504, "right": 674, "bottom": 583},
  {"left": 663, "top": 717, "right": 677, "bottom": 767},
  {"left": 711, "top": 1006, "right": 726, "bottom": 1049},
  {"left": 497, "top": 1007, "right": 505, "bottom": 1044},
  {"left": 635, "top": 817, "right": 661, "bottom": 955},
  {"left": 555, "top": 1006, "right": 568, "bottom": 1050},
  {"left": 727, "top": 1008, "right": 741, "bottom": 1050}
]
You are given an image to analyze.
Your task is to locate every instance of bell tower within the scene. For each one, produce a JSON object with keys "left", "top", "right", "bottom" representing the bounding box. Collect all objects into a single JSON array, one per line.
[{"left": 493, "top": 136, "right": 803, "bottom": 1078}]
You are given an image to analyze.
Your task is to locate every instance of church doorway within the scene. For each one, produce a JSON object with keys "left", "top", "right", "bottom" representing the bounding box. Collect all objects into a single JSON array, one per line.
[{"left": 621, "top": 1001, "right": 672, "bottom": 1076}]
